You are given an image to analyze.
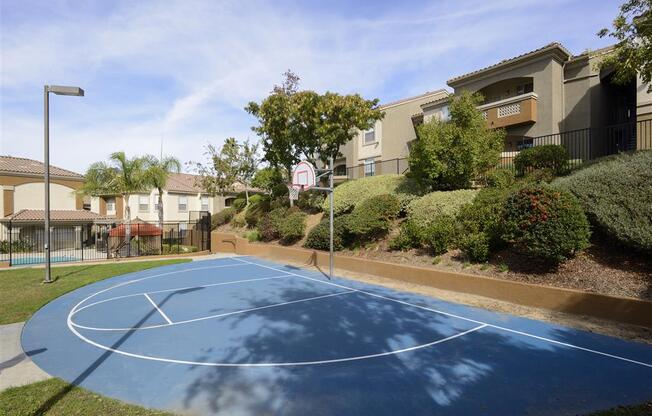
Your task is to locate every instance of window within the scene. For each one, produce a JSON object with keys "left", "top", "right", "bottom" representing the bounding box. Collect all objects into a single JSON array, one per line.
[
  {"left": 106, "top": 197, "right": 116, "bottom": 212},
  {"left": 153, "top": 194, "right": 160, "bottom": 212},
  {"left": 334, "top": 165, "right": 347, "bottom": 176},
  {"left": 179, "top": 222, "right": 188, "bottom": 238},
  {"left": 364, "top": 158, "right": 375, "bottom": 177},
  {"left": 225, "top": 198, "right": 234, "bottom": 207},
  {"left": 516, "top": 83, "right": 534, "bottom": 95},
  {"left": 178, "top": 195, "right": 188, "bottom": 212},
  {"left": 517, "top": 138, "right": 534, "bottom": 150},
  {"left": 138, "top": 195, "right": 149, "bottom": 212},
  {"left": 201, "top": 195, "right": 210, "bottom": 211},
  {"left": 364, "top": 128, "right": 376, "bottom": 144}
]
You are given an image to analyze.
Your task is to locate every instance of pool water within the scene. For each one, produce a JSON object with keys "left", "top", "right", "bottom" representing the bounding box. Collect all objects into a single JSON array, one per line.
[{"left": 11, "top": 256, "right": 79, "bottom": 266}]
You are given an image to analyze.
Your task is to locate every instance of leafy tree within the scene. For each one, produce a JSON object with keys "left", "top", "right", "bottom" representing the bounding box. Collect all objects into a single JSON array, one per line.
[
  {"left": 408, "top": 91, "right": 505, "bottom": 190},
  {"left": 251, "top": 166, "right": 285, "bottom": 194},
  {"left": 192, "top": 138, "right": 260, "bottom": 205},
  {"left": 245, "top": 70, "right": 383, "bottom": 180},
  {"left": 80, "top": 152, "right": 148, "bottom": 242},
  {"left": 191, "top": 138, "right": 241, "bottom": 198},
  {"left": 143, "top": 155, "right": 181, "bottom": 228},
  {"left": 238, "top": 139, "right": 260, "bottom": 205},
  {"left": 598, "top": 0, "right": 652, "bottom": 90}
]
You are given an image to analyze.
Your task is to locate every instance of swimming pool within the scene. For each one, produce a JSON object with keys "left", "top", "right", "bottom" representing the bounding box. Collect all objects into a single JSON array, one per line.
[{"left": 11, "top": 255, "right": 79, "bottom": 266}]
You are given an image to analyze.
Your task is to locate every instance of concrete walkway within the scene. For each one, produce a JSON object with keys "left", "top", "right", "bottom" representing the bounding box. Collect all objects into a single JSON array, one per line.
[{"left": 0, "top": 322, "right": 51, "bottom": 391}]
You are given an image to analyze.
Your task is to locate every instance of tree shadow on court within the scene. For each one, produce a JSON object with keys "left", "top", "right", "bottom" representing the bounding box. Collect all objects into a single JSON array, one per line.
[
  {"left": 27, "top": 287, "right": 203, "bottom": 416},
  {"left": 178, "top": 285, "right": 652, "bottom": 415}
]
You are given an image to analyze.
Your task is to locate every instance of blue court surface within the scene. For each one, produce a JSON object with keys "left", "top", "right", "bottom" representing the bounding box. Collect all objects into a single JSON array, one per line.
[{"left": 22, "top": 256, "right": 652, "bottom": 415}]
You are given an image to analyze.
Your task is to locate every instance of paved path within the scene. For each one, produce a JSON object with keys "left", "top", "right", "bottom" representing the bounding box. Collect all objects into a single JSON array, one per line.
[{"left": 0, "top": 322, "right": 50, "bottom": 391}]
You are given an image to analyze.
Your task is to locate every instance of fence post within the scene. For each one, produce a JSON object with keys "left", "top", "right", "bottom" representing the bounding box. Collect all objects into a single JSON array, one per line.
[
  {"left": 8, "top": 221, "right": 12, "bottom": 267},
  {"left": 396, "top": 158, "right": 399, "bottom": 174},
  {"left": 80, "top": 226, "right": 84, "bottom": 262},
  {"left": 136, "top": 224, "right": 140, "bottom": 257},
  {"left": 177, "top": 225, "right": 180, "bottom": 254}
]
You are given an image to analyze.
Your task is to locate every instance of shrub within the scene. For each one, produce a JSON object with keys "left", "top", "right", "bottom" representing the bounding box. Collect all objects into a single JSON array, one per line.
[
  {"left": 0, "top": 240, "right": 33, "bottom": 253},
  {"left": 389, "top": 220, "right": 423, "bottom": 251},
  {"left": 278, "top": 211, "right": 307, "bottom": 245},
  {"left": 246, "top": 230, "right": 260, "bottom": 242},
  {"left": 211, "top": 207, "right": 236, "bottom": 229},
  {"left": 258, "top": 207, "right": 287, "bottom": 241},
  {"left": 553, "top": 151, "right": 652, "bottom": 251},
  {"left": 162, "top": 244, "right": 198, "bottom": 255},
  {"left": 347, "top": 194, "right": 401, "bottom": 241},
  {"left": 456, "top": 187, "right": 512, "bottom": 251},
  {"left": 408, "top": 91, "right": 504, "bottom": 190},
  {"left": 502, "top": 185, "right": 590, "bottom": 263},
  {"left": 297, "top": 190, "right": 325, "bottom": 213},
  {"left": 514, "top": 145, "right": 569, "bottom": 177},
  {"left": 244, "top": 196, "right": 271, "bottom": 227},
  {"left": 322, "top": 174, "right": 425, "bottom": 216},
  {"left": 303, "top": 215, "right": 351, "bottom": 251},
  {"left": 458, "top": 232, "right": 490, "bottom": 262},
  {"left": 232, "top": 198, "right": 246, "bottom": 212},
  {"left": 422, "top": 215, "right": 457, "bottom": 255},
  {"left": 406, "top": 189, "right": 477, "bottom": 228},
  {"left": 232, "top": 210, "right": 247, "bottom": 228},
  {"left": 484, "top": 168, "right": 516, "bottom": 188}
]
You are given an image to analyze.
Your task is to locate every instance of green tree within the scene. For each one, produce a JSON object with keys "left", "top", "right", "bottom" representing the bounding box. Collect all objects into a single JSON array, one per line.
[
  {"left": 143, "top": 155, "right": 181, "bottom": 228},
  {"left": 238, "top": 139, "right": 260, "bottom": 205},
  {"left": 251, "top": 166, "right": 285, "bottom": 194},
  {"left": 79, "top": 152, "right": 148, "bottom": 243},
  {"left": 598, "top": 0, "right": 652, "bottom": 89},
  {"left": 245, "top": 70, "right": 383, "bottom": 180},
  {"left": 408, "top": 91, "right": 505, "bottom": 190},
  {"left": 191, "top": 138, "right": 241, "bottom": 198}
]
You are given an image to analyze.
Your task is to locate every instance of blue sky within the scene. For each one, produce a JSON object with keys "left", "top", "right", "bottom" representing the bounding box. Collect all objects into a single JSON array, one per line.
[{"left": 1, "top": 0, "right": 622, "bottom": 173}]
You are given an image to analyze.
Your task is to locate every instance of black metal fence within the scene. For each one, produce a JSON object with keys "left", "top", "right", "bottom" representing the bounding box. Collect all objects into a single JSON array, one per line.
[
  {"left": 0, "top": 212, "right": 211, "bottom": 267},
  {"left": 496, "top": 120, "right": 652, "bottom": 170},
  {"left": 339, "top": 120, "right": 652, "bottom": 179}
]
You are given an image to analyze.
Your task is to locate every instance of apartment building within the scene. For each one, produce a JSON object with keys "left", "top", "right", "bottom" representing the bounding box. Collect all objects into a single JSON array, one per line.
[
  {"left": 90, "top": 172, "right": 244, "bottom": 224},
  {"left": 332, "top": 89, "right": 450, "bottom": 181},
  {"left": 442, "top": 42, "right": 652, "bottom": 155},
  {"left": 0, "top": 156, "right": 94, "bottom": 223},
  {"left": 333, "top": 42, "right": 651, "bottom": 181}
]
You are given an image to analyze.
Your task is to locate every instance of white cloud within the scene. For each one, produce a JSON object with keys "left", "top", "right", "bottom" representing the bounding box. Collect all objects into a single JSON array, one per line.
[{"left": 0, "top": 0, "right": 619, "bottom": 172}]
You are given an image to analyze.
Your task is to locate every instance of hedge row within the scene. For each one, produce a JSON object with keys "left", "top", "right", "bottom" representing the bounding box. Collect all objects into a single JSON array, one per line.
[
  {"left": 322, "top": 174, "right": 425, "bottom": 215},
  {"left": 554, "top": 150, "right": 652, "bottom": 252}
]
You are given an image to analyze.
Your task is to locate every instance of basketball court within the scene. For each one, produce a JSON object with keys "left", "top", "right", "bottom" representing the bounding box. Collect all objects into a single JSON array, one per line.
[{"left": 22, "top": 256, "right": 652, "bottom": 415}]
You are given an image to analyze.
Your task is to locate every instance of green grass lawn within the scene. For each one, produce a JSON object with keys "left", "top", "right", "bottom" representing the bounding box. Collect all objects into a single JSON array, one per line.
[
  {"left": 0, "top": 378, "right": 174, "bottom": 416},
  {"left": 0, "top": 259, "right": 190, "bottom": 325}
]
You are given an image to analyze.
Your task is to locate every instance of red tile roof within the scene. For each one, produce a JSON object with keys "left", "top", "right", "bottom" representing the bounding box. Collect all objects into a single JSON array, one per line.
[
  {"left": 447, "top": 42, "right": 573, "bottom": 85},
  {"left": 3, "top": 209, "right": 109, "bottom": 223},
  {"left": 0, "top": 156, "right": 83, "bottom": 179}
]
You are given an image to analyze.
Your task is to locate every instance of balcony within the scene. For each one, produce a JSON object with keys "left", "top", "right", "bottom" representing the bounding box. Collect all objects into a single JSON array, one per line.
[{"left": 478, "top": 92, "right": 537, "bottom": 129}]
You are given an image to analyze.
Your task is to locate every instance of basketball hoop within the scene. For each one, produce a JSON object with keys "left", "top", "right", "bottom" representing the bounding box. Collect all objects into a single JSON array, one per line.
[
  {"left": 288, "top": 185, "right": 301, "bottom": 201},
  {"left": 292, "top": 161, "right": 317, "bottom": 190}
]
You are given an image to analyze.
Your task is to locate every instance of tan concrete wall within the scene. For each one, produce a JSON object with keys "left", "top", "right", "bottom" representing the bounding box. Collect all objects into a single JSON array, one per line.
[
  {"left": 453, "top": 56, "right": 563, "bottom": 137},
  {"left": 338, "top": 91, "right": 449, "bottom": 167},
  {"left": 13, "top": 182, "right": 77, "bottom": 212},
  {"left": 211, "top": 232, "right": 652, "bottom": 328}
]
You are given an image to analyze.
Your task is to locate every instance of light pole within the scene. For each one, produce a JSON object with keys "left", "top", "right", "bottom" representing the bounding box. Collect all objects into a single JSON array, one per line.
[{"left": 44, "top": 85, "right": 84, "bottom": 283}]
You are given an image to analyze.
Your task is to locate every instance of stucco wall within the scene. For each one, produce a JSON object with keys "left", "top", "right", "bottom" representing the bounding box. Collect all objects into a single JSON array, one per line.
[
  {"left": 452, "top": 56, "right": 563, "bottom": 137},
  {"left": 13, "top": 182, "right": 77, "bottom": 211}
]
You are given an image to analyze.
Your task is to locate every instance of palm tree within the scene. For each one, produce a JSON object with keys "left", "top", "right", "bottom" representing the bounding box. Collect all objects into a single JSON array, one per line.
[
  {"left": 80, "top": 152, "right": 148, "bottom": 246},
  {"left": 143, "top": 155, "right": 182, "bottom": 228}
]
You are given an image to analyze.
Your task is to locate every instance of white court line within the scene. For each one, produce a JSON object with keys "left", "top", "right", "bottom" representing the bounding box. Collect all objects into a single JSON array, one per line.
[
  {"left": 69, "top": 261, "right": 249, "bottom": 316},
  {"left": 232, "top": 257, "right": 652, "bottom": 369},
  {"left": 144, "top": 293, "right": 173, "bottom": 325},
  {"left": 70, "top": 290, "right": 356, "bottom": 331},
  {"left": 71, "top": 274, "right": 291, "bottom": 315}
]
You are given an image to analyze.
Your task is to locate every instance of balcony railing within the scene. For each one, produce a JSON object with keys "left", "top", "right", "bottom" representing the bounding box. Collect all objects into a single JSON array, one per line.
[{"left": 478, "top": 92, "right": 538, "bottom": 129}]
